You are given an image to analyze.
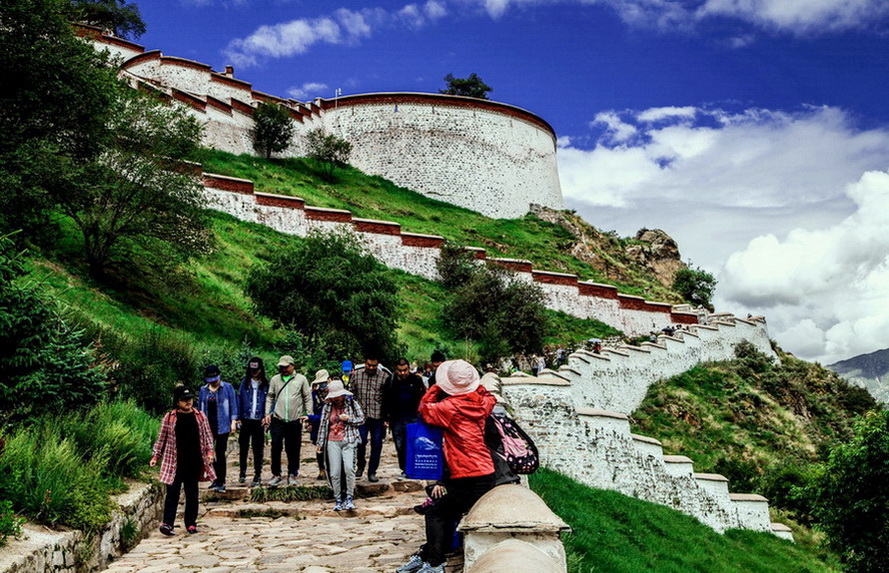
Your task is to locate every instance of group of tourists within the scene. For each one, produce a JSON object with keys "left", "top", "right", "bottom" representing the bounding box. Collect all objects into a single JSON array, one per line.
[{"left": 151, "top": 350, "right": 505, "bottom": 572}]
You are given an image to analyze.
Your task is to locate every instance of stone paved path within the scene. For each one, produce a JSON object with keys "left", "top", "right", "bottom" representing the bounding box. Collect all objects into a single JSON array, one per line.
[{"left": 103, "top": 434, "right": 463, "bottom": 572}]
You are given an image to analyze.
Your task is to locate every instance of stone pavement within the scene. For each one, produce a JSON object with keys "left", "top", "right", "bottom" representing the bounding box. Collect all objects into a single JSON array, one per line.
[{"left": 103, "top": 433, "right": 464, "bottom": 572}]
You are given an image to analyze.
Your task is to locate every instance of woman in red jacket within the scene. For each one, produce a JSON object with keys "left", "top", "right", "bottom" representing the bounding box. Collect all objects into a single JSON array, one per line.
[{"left": 397, "top": 360, "right": 496, "bottom": 573}]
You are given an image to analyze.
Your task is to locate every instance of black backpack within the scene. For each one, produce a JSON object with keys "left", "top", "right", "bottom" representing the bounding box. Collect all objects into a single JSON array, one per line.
[{"left": 485, "top": 411, "right": 539, "bottom": 475}]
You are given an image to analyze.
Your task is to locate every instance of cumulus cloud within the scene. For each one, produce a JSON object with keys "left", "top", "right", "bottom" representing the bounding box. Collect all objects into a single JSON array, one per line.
[
  {"left": 225, "top": 1, "right": 447, "bottom": 67},
  {"left": 558, "top": 105, "right": 889, "bottom": 363},
  {"left": 287, "top": 82, "right": 330, "bottom": 101}
]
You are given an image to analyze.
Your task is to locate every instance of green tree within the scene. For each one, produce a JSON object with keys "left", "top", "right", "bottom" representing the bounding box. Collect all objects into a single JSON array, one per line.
[
  {"left": 251, "top": 102, "right": 294, "bottom": 159},
  {"left": 808, "top": 409, "right": 889, "bottom": 573},
  {"left": 0, "top": 234, "right": 107, "bottom": 424},
  {"left": 305, "top": 128, "right": 352, "bottom": 180},
  {"left": 59, "top": 85, "right": 207, "bottom": 275},
  {"left": 440, "top": 73, "right": 492, "bottom": 99},
  {"left": 245, "top": 231, "right": 402, "bottom": 362},
  {"left": 437, "top": 246, "right": 548, "bottom": 363},
  {"left": 673, "top": 265, "right": 717, "bottom": 311},
  {"left": 65, "top": 0, "right": 146, "bottom": 39}
]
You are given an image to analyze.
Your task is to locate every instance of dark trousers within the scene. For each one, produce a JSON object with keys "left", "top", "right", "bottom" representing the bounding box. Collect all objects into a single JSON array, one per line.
[
  {"left": 270, "top": 418, "right": 303, "bottom": 477},
  {"left": 163, "top": 476, "right": 199, "bottom": 528},
  {"left": 391, "top": 419, "right": 415, "bottom": 471},
  {"left": 356, "top": 417, "right": 385, "bottom": 476},
  {"left": 238, "top": 419, "right": 265, "bottom": 478},
  {"left": 420, "top": 474, "right": 495, "bottom": 566},
  {"left": 212, "top": 432, "right": 229, "bottom": 484}
]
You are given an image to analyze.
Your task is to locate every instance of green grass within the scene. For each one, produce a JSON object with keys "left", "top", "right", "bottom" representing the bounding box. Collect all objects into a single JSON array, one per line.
[
  {"left": 530, "top": 468, "right": 837, "bottom": 573},
  {"left": 196, "top": 148, "right": 677, "bottom": 301}
]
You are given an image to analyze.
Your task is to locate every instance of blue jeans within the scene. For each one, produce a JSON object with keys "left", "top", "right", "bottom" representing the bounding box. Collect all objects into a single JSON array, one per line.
[
  {"left": 356, "top": 418, "right": 385, "bottom": 476},
  {"left": 391, "top": 418, "right": 416, "bottom": 472}
]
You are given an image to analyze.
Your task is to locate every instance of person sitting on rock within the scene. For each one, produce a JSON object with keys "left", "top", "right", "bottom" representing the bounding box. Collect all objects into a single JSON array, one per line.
[
  {"left": 316, "top": 377, "right": 366, "bottom": 511},
  {"left": 397, "top": 359, "right": 497, "bottom": 573}
]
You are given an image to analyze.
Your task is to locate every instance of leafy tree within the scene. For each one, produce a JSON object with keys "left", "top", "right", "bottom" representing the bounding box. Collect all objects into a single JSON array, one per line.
[
  {"left": 808, "top": 409, "right": 889, "bottom": 573},
  {"left": 65, "top": 0, "right": 146, "bottom": 39},
  {"left": 673, "top": 265, "right": 717, "bottom": 311},
  {"left": 305, "top": 128, "right": 352, "bottom": 180},
  {"left": 245, "top": 231, "right": 402, "bottom": 362},
  {"left": 59, "top": 85, "right": 207, "bottom": 275},
  {"left": 440, "top": 73, "right": 492, "bottom": 99},
  {"left": 251, "top": 102, "right": 294, "bottom": 159},
  {"left": 437, "top": 246, "right": 548, "bottom": 363},
  {"left": 0, "top": 234, "right": 107, "bottom": 425}
]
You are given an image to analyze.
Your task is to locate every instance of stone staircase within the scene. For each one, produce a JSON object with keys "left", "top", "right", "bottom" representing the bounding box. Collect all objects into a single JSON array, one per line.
[{"left": 496, "top": 319, "right": 794, "bottom": 541}]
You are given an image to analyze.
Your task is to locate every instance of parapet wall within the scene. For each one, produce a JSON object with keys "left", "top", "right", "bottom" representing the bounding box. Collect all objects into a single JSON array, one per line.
[
  {"left": 80, "top": 26, "right": 563, "bottom": 219},
  {"left": 202, "top": 173, "right": 704, "bottom": 336}
]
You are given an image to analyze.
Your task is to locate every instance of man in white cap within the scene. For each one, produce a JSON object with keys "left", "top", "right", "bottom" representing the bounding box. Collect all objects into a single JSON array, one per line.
[
  {"left": 263, "top": 355, "right": 310, "bottom": 486},
  {"left": 397, "top": 359, "right": 496, "bottom": 573}
]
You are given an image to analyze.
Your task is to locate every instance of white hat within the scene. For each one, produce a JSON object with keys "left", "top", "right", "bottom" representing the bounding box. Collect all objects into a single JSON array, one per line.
[
  {"left": 435, "top": 360, "right": 481, "bottom": 396},
  {"left": 325, "top": 379, "right": 353, "bottom": 400}
]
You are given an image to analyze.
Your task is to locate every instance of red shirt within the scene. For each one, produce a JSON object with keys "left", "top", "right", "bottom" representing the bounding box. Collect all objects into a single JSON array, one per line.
[{"left": 418, "top": 386, "right": 496, "bottom": 479}]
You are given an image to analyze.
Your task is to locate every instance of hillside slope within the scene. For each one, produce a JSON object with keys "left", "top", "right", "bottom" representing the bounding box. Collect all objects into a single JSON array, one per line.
[{"left": 828, "top": 347, "right": 889, "bottom": 403}]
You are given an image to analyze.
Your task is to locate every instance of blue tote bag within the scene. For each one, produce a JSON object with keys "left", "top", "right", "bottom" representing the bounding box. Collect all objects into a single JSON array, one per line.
[{"left": 406, "top": 422, "right": 445, "bottom": 480}]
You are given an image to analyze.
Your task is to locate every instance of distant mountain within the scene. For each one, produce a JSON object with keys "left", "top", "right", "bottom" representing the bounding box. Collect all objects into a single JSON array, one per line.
[{"left": 828, "top": 348, "right": 889, "bottom": 403}]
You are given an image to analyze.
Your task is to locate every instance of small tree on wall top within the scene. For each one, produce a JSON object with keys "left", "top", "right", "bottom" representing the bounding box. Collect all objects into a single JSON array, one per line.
[
  {"left": 251, "top": 102, "right": 294, "bottom": 159},
  {"left": 305, "top": 128, "right": 352, "bottom": 181},
  {"left": 440, "top": 73, "right": 492, "bottom": 99}
]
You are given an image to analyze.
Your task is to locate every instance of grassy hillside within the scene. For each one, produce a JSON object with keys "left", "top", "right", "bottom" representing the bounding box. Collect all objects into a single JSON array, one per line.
[
  {"left": 196, "top": 149, "right": 681, "bottom": 301},
  {"left": 530, "top": 468, "right": 837, "bottom": 573}
]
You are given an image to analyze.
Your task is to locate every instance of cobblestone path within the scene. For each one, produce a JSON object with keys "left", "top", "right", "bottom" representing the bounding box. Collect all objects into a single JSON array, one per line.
[{"left": 104, "top": 436, "right": 462, "bottom": 572}]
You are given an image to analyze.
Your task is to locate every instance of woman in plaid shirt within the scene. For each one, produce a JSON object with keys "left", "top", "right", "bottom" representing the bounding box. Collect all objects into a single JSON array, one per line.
[
  {"left": 150, "top": 386, "right": 216, "bottom": 535},
  {"left": 316, "top": 377, "right": 365, "bottom": 511}
]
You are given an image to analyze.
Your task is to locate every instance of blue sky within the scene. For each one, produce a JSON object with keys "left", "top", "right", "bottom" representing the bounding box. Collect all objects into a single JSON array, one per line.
[{"left": 137, "top": 0, "right": 889, "bottom": 365}]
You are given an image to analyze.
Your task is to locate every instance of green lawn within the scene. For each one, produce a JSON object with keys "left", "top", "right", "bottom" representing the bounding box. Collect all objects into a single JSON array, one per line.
[{"left": 530, "top": 468, "right": 837, "bottom": 573}]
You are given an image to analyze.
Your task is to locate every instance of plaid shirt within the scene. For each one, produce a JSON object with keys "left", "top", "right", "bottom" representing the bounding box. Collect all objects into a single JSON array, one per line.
[
  {"left": 349, "top": 368, "right": 389, "bottom": 420},
  {"left": 152, "top": 409, "right": 216, "bottom": 485},
  {"left": 317, "top": 397, "right": 365, "bottom": 451}
]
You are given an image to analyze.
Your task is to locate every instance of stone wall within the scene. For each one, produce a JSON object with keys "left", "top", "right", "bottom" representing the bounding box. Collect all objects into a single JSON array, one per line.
[
  {"left": 0, "top": 481, "right": 163, "bottom": 573},
  {"left": 81, "top": 26, "right": 563, "bottom": 220}
]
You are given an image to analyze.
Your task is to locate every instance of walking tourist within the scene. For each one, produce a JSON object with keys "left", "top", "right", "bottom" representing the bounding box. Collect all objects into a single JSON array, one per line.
[
  {"left": 237, "top": 357, "right": 269, "bottom": 487},
  {"left": 349, "top": 353, "right": 389, "bottom": 482},
  {"left": 197, "top": 365, "right": 239, "bottom": 493},
  {"left": 263, "top": 355, "right": 311, "bottom": 486},
  {"left": 307, "top": 369, "right": 331, "bottom": 480},
  {"left": 151, "top": 386, "right": 215, "bottom": 536},
  {"left": 341, "top": 360, "right": 354, "bottom": 387},
  {"left": 384, "top": 357, "right": 426, "bottom": 477},
  {"left": 397, "top": 359, "right": 497, "bottom": 573},
  {"left": 316, "top": 377, "right": 366, "bottom": 511},
  {"left": 428, "top": 350, "right": 446, "bottom": 386}
]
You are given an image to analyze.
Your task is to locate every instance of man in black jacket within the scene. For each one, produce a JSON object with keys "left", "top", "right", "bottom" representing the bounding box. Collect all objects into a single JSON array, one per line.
[{"left": 384, "top": 357, "right": 427, "bottom": 477}]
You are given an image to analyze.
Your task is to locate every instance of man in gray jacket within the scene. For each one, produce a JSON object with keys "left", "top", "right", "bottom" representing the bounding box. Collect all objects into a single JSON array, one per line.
[{"left": 263, "top": 355, "right": 311, "bottom": 486}]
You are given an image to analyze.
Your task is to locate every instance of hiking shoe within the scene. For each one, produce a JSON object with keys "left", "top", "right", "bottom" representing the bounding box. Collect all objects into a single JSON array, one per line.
[
  {"left": 214, "top": 484, "right": 226, "bottom": 493},
  {"left": 334, "top": 498, "right": 343, "bottom": 512},
  {"left": 343, "top": 495, "right": 355, "bottom": 510},
  {"left": 251, "top": 477, "right": 262, "bottom": 488},
  {"left": 395, "top": 555, "right": 425, "bottom": 573},
  {"left": 159, "top": 523, "right": 175, "bottom": 536},
  {"left": 186, "top": 525, "right": 198, "bottom": 535},
  {"left": 356, "top": 467, "right": 364, "bottom": 479},
  {"left": 288, "top": 474, "right": 299, "bottom": 485},
  {"left": 238, "top": 474, "right": 246, "bottom": 484},
  {"left": 268, "top": 475, "right": 283, "bottom": 487},
  {"left": 208, "top": 480, "right": 219, "bottom": 489},
  {"left": 368, "top": 473, "right": 379, "bottom": 483},
  {"left": 417, "top": 563, "right": 445, "bottom": 573}
]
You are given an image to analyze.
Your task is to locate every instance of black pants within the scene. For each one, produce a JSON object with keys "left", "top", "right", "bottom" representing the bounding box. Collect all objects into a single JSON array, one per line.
[
  {"left": 212, "top": 432, "right": 229, "bottom": 484},
  {"left": 356, "top": 417, "right": 385, "bottom": 476},
  {"left": 238, "top": 419, "right": 265, "bottom": 478},
  {"left": 391, "top": 419, "right": 414, "bottom": 471},
  {"left": 270, "top": 418, "right": 303, "bottom": 477},
  {"left": 421, "top": 473, "right": 495, "bottom": 566},
  {"left": 163, "top": 476, "right": 199, "bottom": 528}
]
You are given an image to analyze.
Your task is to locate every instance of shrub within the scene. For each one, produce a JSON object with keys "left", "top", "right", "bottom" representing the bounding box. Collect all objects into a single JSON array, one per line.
[
  {"left": 672, "top": 265, "right": 716, "bottom": 311},
  {"left": 0, "top": 500, "right": 24, "bottom": 547}
]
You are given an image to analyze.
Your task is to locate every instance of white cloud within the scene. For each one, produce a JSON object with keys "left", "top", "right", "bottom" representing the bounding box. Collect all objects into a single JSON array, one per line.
[
  {"left": 225, "top": 2, "right": 449, "bottom": 67},
  {"left": 287, "top": 82, "right": 330, "bottom": 100},
  {"left": 558, "top": 106, "right": 889, "bottom": 363}
]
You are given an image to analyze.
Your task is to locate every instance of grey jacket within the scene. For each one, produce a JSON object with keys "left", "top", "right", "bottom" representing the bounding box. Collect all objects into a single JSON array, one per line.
[{"left": 265, "top": 372, "right": 311, "bottom": 422}]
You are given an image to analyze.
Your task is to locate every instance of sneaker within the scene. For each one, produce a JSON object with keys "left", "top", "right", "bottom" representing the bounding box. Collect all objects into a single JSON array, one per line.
[
  {"left": 251, "top": 477, "right": 262, "bottom": 488},
  {"left": 159, "top": 523, "right": 175, "bottom": 536},
  {"left": 356, "top": 467, "right": 364, "bottom": 479},
  {"left": 238, "top": 474, "right": 246, "bottom": 484},
  {"left": 186, "top": 525, "right": 198, "bottom": 534},
  {"left": 400, "top": 472, "right": 409, "bottom": 479},
  {"left": 343, "top": 495, "right": 355, "bottom": 511},
  {"left": 334, "top": 498, "right": 343, "bottom": 512},
  {"left": 288, "top": 474, "right": 299, "bottom": 485},
  {"left": 368, "top": 473, "right": 379, "bottom": 483},
  {"left": 395, "top": 555, "right": 425, "bottom": 573},
  {"left": 208, "top": 480, "right": 218, "bottom": 489},
  {"left": 268, "top": 475, "right": 283, "bottom": 487},
  {"left": 417, "top": 563, "right": 445, "bottom": 573},
  {"left": 215, "top": 484, "right": 226, "bottom": 493}
]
